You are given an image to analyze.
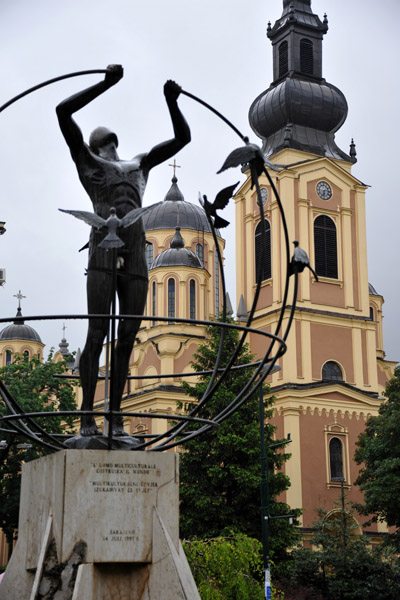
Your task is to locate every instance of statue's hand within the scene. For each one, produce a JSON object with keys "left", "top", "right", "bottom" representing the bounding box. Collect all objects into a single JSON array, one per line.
[
  {"left": 105, "top": 64, "right": 124, "bottom": 86},
  {"left": 164, "top": 80, "right": 181, "bottom": 102}
]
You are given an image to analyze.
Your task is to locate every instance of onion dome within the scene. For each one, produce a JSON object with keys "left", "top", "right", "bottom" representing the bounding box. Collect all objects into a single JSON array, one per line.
[
  {"left": 0, "top": 307, "right": 42, "bottom": 343},
  {"left": 150, "top": 227, "right": 203, "bottom": 269},
  {"left": 58, "top": 336, "right": 72, "bottom": 358},
  {"left": 249, "top": 0, "right": 355, "bottom": 163},
  {"left": 142, "top": 176, "right": 212, "bottom": 232}
]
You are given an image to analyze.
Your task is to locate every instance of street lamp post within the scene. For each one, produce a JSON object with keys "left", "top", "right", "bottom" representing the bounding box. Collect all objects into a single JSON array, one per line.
[{"left": 258, "top": 374, "right": 294, "bottom": 600}]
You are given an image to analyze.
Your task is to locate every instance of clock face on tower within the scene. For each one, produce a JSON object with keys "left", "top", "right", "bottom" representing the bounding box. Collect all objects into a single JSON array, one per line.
[{"left": 316, "top": 181, "right": 332, "bottom": 200}]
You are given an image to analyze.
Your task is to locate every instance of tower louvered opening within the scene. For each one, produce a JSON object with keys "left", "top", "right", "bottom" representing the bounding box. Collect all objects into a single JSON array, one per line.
[
  {"left": 314, "top": 215, "right": 338, "bottom": 278},
  {"left": 279, "top": 41, "right": 289, "bottom": 77},
  {"left": 255, "top": 220, "right": 271, "bottom": 281},
  {"left": 300, "top": 38, "right": 313, "bottom": 75}
]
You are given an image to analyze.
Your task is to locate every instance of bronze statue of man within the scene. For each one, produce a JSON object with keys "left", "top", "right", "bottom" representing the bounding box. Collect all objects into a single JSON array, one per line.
[{"left": 56, "top": 65, "right": 191, "bottom": 436}]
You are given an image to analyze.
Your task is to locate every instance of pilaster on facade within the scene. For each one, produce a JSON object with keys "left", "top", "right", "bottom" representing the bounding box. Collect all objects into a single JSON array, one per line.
[
  {"left": 281, "top": 405, "right": 303, "bottom": 525},
  {"left": 340, "top": 206, "right": 355, "bottom": 309}
]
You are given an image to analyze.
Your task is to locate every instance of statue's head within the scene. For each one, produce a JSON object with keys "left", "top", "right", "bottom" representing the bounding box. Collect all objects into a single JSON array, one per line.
[{"left": 89, "top": 126, "right": 119, "bottom": 155}]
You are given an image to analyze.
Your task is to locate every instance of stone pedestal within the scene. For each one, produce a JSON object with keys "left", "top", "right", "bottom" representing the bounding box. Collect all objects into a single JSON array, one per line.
[{"left": 0, "top": 450, "right": 200, "bottom": 600}]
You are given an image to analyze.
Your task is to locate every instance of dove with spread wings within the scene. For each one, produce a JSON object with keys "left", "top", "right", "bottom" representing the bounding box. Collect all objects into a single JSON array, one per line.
[
  {"left": 198, "top": 182, "right": 239, "bottom": 229},
  {"left": 59, "top": 204, "right": 161, "bottom": 249},
  {"left": 217, "top": 142, "right": 281, "bottom": 189}
]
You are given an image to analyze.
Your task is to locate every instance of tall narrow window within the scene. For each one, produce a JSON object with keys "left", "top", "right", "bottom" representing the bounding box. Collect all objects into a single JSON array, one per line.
[
  {"left": 300, "top": 38, "right": 313, "bottom": 75},
  {"left": 279, "top": 41, "right": 288, "bottom": 77},
  {"left": 168, "top": 278, "right": 175, "bottom": 322},
  {"left": 145, "top": 242, "right": 154, "bottom": 269},
  {"left": 189, "top": 279, "right": 196, "bottom": 321},
  {"left": 322, "top": 361, "right": 343, "bottom": 381},
  {"left": 196, "top": 243, "right": 204, "bottom": 264},
  {"left": 255, "top": 220, "right": 271, "bottom": 281},
  {"left": 214, "top": 251, "right": 219, "bottom": 316},
  {"left": 5, "top": 349, "right": 12, "bottom": 366},
  {"left": 330, "top": 437, "right": 344, "bottom": 481},
  {"left": 152, "top": 281, "right": 157, "bottom": 326},
  {"left": 314, "top": 215, "right": 338, "bottom": 279}
]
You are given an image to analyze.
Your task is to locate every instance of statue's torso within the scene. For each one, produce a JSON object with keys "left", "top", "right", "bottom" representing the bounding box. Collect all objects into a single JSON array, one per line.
[
  {"left": 75, "top": 146, "right": 148, "bottom": 271},
  {"left": 76, "top": 147, "right": 148, "bottom": 217}
]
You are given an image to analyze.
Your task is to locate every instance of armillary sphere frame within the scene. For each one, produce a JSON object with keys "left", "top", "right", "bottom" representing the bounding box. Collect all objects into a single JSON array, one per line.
[{"left": 0, "top": 70, "right": 299, "bottom": 452}]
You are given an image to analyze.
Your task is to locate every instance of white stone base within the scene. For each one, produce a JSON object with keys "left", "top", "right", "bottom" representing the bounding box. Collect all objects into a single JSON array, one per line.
[{"left": 0, "top": 450, "right": 200, "bottom": 600}]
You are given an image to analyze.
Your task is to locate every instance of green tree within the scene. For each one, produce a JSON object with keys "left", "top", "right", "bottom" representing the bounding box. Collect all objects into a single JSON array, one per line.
[
  {"left": 354, "top": 365, "right": 400, "bottom": 546},
  {"left": 0, "top": 351, "right": 76, "bottom": 550},
  {"left": 179, "top": 318, "right": 299, "bottom": 565},
  {"left": 280, "top": 496, "right": 400, "bottom": 600},
  {"left": 183, "top": 533, "right": 285, "bottom": 600}
]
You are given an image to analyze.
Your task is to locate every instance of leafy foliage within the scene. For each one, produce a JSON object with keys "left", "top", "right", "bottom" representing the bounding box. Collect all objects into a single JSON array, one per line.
[
  {"left": 354, "top": 365, "right": 400, "bottom": 545},
  {"left": 279, "top": 496, "right": 400, "bottom": 600},
  {"left": 0, "top": 351, "right": 76, "bottom": 548},
  {"left": 178, "top": 318, "right": 300, "bottom": 564},
  {"left": 183, "top": 533, "right": 284, "bottom": 600}
]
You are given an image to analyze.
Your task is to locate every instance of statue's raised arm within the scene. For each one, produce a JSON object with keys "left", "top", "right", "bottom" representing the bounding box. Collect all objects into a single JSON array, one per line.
[
  {"left": 56, "top": 65, "right": 124, "bottom": 160},
  {"left": 141, "top": 80, "right": 191, "bottom": 174}
]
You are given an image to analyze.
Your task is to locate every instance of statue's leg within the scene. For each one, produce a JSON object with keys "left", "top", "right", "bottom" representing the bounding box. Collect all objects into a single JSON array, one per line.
[
  {"left": 109, "top": 277, "right": 148, "bottom": 435},
  {"left": 80, "top": 268, "right": 112, "bottom": 436},
  {"left": 109, "top": 248, "right": 148, "bottom": 436}
]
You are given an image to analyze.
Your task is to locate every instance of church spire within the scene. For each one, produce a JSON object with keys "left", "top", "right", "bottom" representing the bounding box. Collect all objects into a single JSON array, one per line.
[{"left": 249, "top": 0, "right": 355, "bottom": 163}]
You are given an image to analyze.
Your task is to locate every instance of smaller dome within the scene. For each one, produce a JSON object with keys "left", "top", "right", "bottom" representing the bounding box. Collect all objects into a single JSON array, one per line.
[
  {"left": 150, "top": 227, "right": 203, "bottom": 270},
  {"left": 0, "top": 307, "right": 42, "bottom": 343}
]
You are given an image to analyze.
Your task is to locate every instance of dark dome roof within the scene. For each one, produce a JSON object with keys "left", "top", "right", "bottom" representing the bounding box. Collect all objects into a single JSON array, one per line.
[
  {"left": 142, "top": 176, "right": 212, "bottom": 233},
  {"left": 369, "top": 283, "right": 380, "bottom": 296},
  {"left": 0, "top": 308, "right": 42, "bottom": 343},
  {"left": 249, "top": 78, "right": 349, "bottom": 161},
  {"left": 150, "top": 227, "right": 203, "bottom": 270}
]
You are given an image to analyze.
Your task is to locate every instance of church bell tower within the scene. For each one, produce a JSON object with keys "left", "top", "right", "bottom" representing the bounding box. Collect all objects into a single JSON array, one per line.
[{"left": 235, "top": 0, "right": 396, "bottom": 533}]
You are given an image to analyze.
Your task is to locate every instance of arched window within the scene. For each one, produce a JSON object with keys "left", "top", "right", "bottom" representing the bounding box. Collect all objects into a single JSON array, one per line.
[
  {"left": 369, "top": 306, "right": 374, "bottom": 321},
  {"left": 255, "top": 220, "right": 271, "bottom": 281},
  {"left": 300, "top": 38, "right": 313, "bottom": 75},
  {"left": 322, "top": 361, "right": 343, "bottom": 381},
  {"left": 145, "top": 242, "right": 154, "bottom": 269},
  {"left": 5, "top": 349, "right": 12, "bottom": 366},
  {"left": 314, "top": 215, "right": 338, "bottom": 279},
  {"left": 189, "top": 279, "right": 196, "bottom": 321},
  {"left": 168, "top": 278, "right": 175, "bottom": 321},
  {"left": 329, "top": 437, "right": 344, "bottom": 481},
  {"left": 279, "top": 41, "right": 288, "bottom": 77},
  {"left": 152, "top": 281, "right": 157, "bottom": 327},
  {"left": 196, "top": 243, "right": 204, "bottom": 264},
  {"left": 23, "top": 350, "right": 30, "bottom": 359},
  {"left": 215, "top": 251, "right": 219, "bottom": 316}
]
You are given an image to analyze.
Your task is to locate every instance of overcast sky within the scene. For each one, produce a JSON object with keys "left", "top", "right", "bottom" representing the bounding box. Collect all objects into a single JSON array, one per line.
[{"left": 1, "top": 0, "right": 399, "bottom": 363}]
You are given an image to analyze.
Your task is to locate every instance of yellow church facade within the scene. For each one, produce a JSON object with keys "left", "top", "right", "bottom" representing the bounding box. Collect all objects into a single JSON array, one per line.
[{"left": 235, "top": 151, "right": 396, "bottom": 533}]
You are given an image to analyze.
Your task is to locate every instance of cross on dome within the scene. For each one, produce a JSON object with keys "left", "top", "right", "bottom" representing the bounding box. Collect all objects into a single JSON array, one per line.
[{"left": 13, "top": 290, "right": 26, "bottom": 310}]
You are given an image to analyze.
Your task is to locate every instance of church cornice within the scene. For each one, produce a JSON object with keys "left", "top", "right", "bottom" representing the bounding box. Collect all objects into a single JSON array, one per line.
[
  {"left": 271, "top": 380, "right": 380, "bottom": 400},
  {"left": 253, "top": 305, "right": 373, "bottom": 323}
]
